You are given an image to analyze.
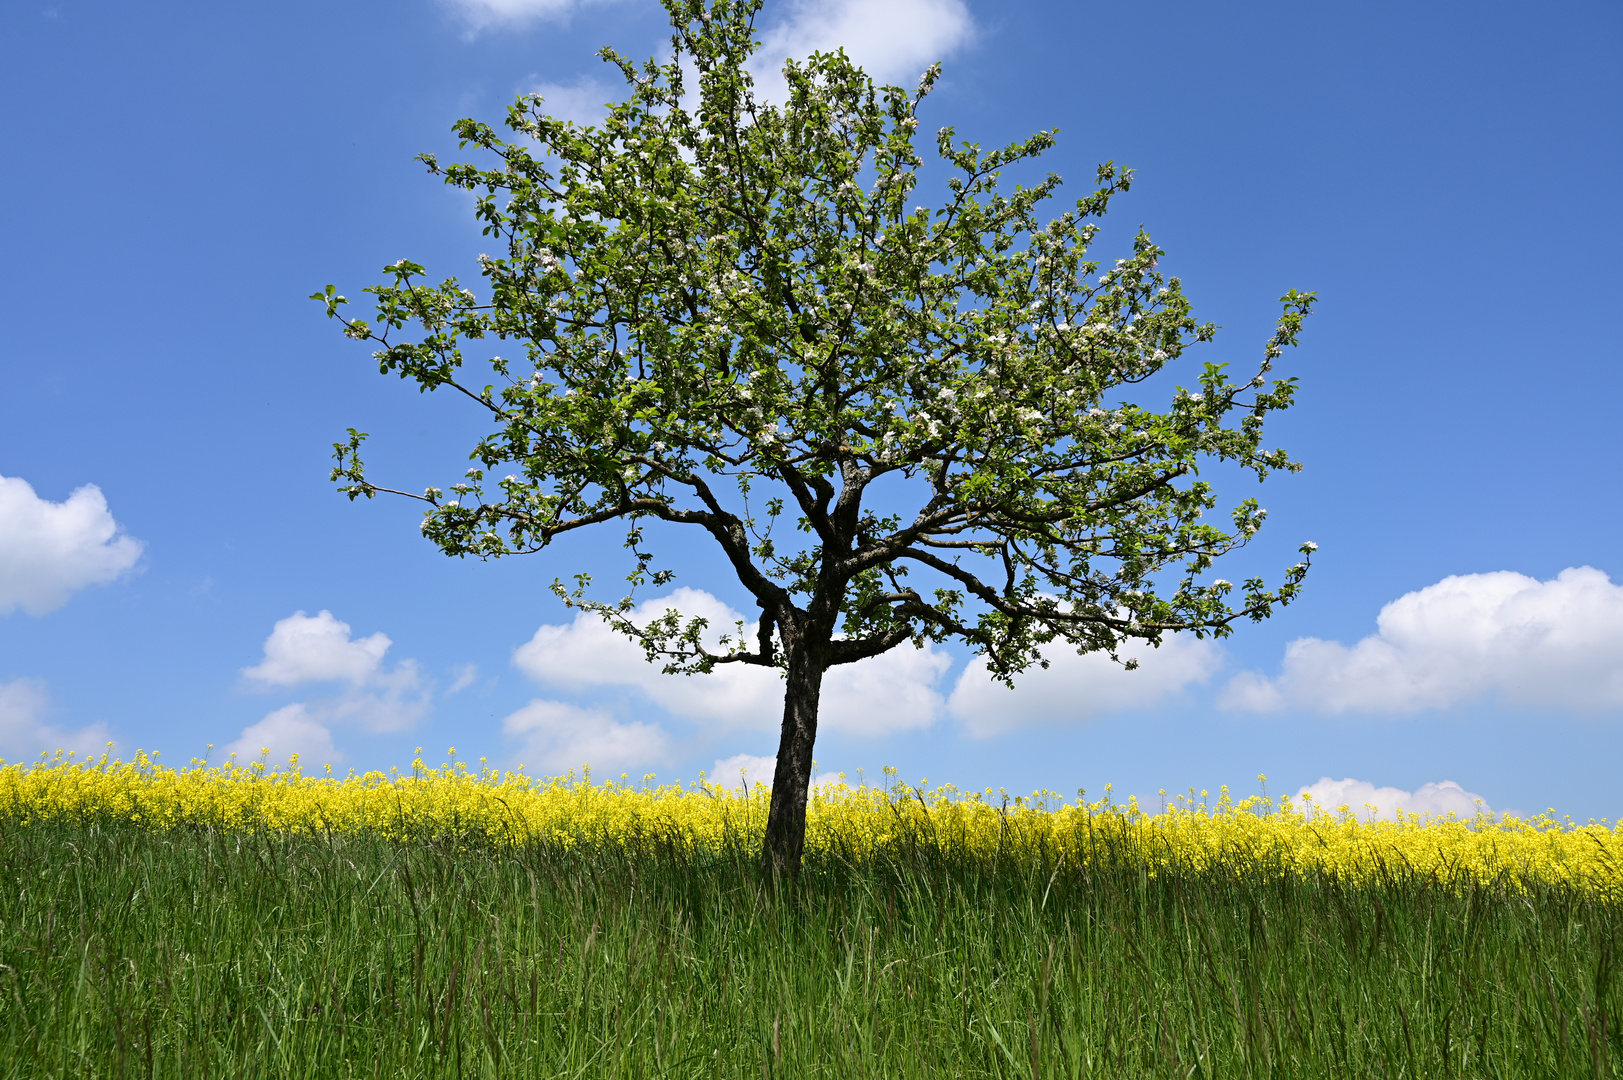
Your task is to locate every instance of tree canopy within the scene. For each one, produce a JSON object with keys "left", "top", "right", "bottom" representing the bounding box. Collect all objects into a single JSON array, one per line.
[{"left": 316, "top": 0, "right": 1316, "bottom": 874}]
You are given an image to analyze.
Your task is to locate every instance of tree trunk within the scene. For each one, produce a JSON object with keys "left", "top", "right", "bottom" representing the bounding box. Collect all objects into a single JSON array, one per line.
[{"left": 762, "top": 642, "right": 824, "bottom": 877}]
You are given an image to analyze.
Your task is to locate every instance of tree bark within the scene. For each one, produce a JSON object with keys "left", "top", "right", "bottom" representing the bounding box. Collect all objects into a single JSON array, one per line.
[{"left": 762, "top": 641, "right": 825, "bottom": 877}]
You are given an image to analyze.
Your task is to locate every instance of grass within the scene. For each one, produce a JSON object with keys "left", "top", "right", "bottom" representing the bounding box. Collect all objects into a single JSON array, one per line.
[{"left": 0, "top": 818, "right": 1618, "bottom": 1078}]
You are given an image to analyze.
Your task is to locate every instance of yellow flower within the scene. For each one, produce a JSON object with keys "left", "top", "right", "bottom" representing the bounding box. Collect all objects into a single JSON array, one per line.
[{"left": 0, "top": 753, "right": 1615, "bottom": 897}]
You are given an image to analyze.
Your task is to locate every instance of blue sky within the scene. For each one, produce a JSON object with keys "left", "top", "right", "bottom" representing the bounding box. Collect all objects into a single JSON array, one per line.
[{"left": 2, "top": 0, "right": 1619, "bottom": 820}]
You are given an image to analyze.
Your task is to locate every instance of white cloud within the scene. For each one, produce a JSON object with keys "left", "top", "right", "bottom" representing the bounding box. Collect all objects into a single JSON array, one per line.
[
  {"left": 224, "top": 704, "right": 344, "bottom": 767},
  {"left": 754, "top": 0, "right": 974, "bottom": 95},
  {"left": 514, "top": 588, "right": 777, "bottom": 722},
  {"left": 440, "top": 0, "right": 603, "bottom": 30},
  {"left": 1294, "top": 777, "right": 1490, "bottom": 821},
  {"left": 1220, "top": 567, "right": 1623, "bottom": 715},
  {"left": 529, "top": 77, "right": 615, "bottom": 126},
  {"left": 503, "top": 698, "right": 670, "bottom": 775},
  {"left": 513, "top": 588, "right": 949, "bottom": 735},
  {"left": 446, "top": 0, "right": 976, "bottom": 78},
  {"left": 469, "top": 0, "right": 972, "bottom": 113},
  {"left": 0, "top": 677, "right": 109, "bottom": 761},
  {"left": 711, "top": 752, "right": 776, "bottom": 790},
  {"left": 947, "top": 634, "right": 1224, "bottom": 736},
  {"left": 0, "top": 474, "right": 143, "bottom": 616},
  {"left": 223, "top": 677, "right": 426, "bottom": 769},
  {"left": 824, "top": 641, "right": 950, "bottom": 733},
  {"left": 242, "top": 610, "right": 391, "bottom": 687},
  {"left": 226, "top": 611, "right": 431, "bottom": 763},
  {"left": 1216, "top": 669, "right": 1286, "bottom": 712},
  {"left": 320, "top": 661, "right": 432, "bottom": 734},
  {"left": 447, "top": 663, "right": 480, "bottom": 695}
]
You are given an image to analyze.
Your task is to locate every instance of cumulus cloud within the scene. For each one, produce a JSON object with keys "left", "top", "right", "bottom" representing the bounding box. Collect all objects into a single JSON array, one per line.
[
  {"left": 462, "top": 0, "right": 973, "bottom": 106},
  {"left": 515, "top": 588, "right": 775, "bottom": 721},
  {"left": 0, "top": 677, "right": 109, "bottom": 761},
  {"left": 224, "top": 704, "right": 344, "bottom": 767},
  {"left": 447, "top": 0, "right": 975, "bottom": 67},
  {"left": 947, "top": 634, "right": 1224, "bottom": 736},
  {"left": 1220, "top": 567, "right": 1623, "bottom": 715},
  {"left": 0, "top": 474, "right": 143, "bottom": 616},
  {"left": 711, "top": 752, "right": 776, "bottom": 790},
  {"left": 318, "top": 663, "right": 431, "bottom": 734},
  {"left": 753, "top": 0, "right": 974, "bottom": 94},
  {"left": 824, "top": 642, "right": 951, "bottom": 733},
  {"left": 503, "top": 698, "right": 670, "bottom": 775},
  {"left": 513, "top": 588, "right": 950, "bottom": 735},
  {"left": 242, "top": 610, "right": 391, "bottom": 687},
  {"left": 1294, "top": 777, "right": 1490, "bottom": 821},
  {"left": 227, "top": 611, "right": 430, "bottom": 764}
]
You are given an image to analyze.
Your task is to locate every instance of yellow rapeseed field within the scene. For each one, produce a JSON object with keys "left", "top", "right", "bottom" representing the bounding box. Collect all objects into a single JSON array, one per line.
[{"left": 2, "top": 750, "right": 1618, "bottom": 896}]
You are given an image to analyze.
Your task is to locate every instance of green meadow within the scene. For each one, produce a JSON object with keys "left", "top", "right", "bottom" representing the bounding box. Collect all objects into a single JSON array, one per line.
[{"left": 1, "top": 819, "right": 1618, "bottom": 1078}]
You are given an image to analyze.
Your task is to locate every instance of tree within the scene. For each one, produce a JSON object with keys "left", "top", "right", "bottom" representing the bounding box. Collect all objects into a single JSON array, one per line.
[{"left": 315, "top": 0, "right": 1317, "bottom": 876}]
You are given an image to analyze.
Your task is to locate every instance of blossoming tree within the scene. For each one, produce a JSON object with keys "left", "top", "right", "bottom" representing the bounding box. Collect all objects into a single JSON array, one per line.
[{"left": 315, "top": 0, "right": 1317, "bottom": 875}]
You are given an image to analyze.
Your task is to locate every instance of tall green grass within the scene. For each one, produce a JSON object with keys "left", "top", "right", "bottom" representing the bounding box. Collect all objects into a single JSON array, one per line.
[{"left": 0, "top": 819, "right": 1616, "bottom": 1077}]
